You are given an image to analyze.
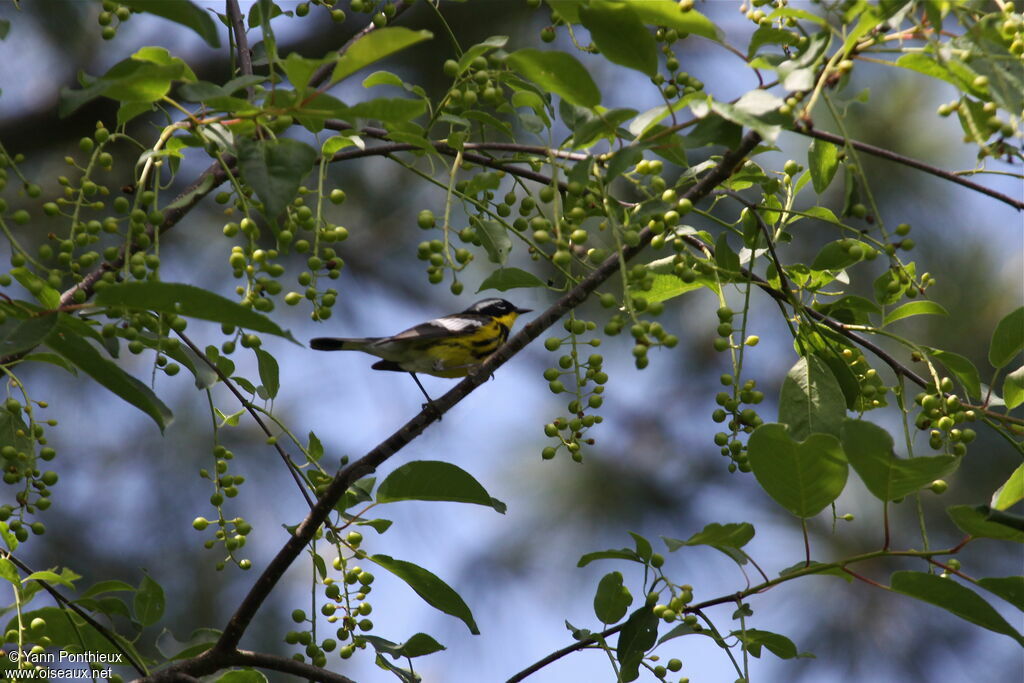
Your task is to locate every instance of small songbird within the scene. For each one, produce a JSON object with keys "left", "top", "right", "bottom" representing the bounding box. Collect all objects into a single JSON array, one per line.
[{"left": 310, "top": 298, "right": 531, "bottom": 402}]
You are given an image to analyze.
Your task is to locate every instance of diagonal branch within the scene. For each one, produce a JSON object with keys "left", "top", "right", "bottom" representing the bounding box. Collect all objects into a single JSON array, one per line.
[
  {"left": 3, "top": 552, "right": 147, "bottom": 676},
  {"left": 795, "top": 127, "right": 1024, "bottom": 211}
]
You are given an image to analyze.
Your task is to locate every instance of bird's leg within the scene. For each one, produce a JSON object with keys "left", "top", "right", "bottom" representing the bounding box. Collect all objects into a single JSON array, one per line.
[{"left": 409, "top": 373, "right": 442, "bottom": 420}]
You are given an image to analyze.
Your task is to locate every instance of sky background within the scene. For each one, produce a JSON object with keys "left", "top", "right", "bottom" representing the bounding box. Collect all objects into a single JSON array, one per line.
[{"left": 0, "top": 1, "right": 1021, "bottom": 682}]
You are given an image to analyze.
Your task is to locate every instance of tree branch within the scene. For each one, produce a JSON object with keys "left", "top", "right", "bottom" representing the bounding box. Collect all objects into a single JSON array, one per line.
[
  {"left": 225, "top": 0, "right": 255, "bottom": 100},
  {"left": 508, "top": 542, "right": 968, "bottom": 681},
  {"left": 794, "top": 127, "right": 1024, "bottom": 211},
  {"left": 228, "top": 649, "right": 357, "bottom": 683},
  {"left": 505, "top": 626, "right": 619, "bottom": 683}
]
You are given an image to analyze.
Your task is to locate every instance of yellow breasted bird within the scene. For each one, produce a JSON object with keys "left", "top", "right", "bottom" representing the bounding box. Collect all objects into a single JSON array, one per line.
[{"left": 310, "top": 298, "right": 531, "bottom": 402}]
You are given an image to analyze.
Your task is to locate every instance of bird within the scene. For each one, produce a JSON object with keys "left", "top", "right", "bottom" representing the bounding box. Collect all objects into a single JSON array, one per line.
[{"left": 310, "top": 298, "right": 532, "bottom": 404}]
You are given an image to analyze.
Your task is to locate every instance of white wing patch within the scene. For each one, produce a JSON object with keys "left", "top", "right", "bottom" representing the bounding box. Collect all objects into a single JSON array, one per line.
[{"left": 431, "top": 316, "right": 481, "bottom": 333}]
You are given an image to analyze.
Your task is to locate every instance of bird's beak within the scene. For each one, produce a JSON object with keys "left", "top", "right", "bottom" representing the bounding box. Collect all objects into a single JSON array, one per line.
[{"left": 515, "top": 307, "right": 532, "bottom": 314}]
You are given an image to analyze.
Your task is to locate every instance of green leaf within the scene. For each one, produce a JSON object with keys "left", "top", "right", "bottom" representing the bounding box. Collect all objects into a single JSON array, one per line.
[
  {"left": 605, "top": 146, "right": 645, "bottom": 182},
  {"left": 455, "top": 35, "right": 510, "bottom": 74},
  {"left": 1004, "top": 366, "right": 1024, "bottom": 410},
  {"left": 841, "top": 419, "right": 959, "bottom": 502},
  {"left": 748, "top": 25, "right": 803, "bottom": 57},
  {"left": 927, "top": 348, "right": 982, "bottom": 400},
  {"left": 81, "top": 579, "right": 136, "bottom": 599},
  {"left": 282, "top": 52, "right": 332, "bottom": 92},
  {"left": 121, "top": 0, "right": 220, "bottom": 47},
  {"left": 363, "top": 70, "right": 405, "bottom": 89},
  {"left": 872, "top": 264, "right": 916, "bottom": 306},
  {"left": 579, "top": 1, "right": 658, "bottom": 77},
  {"left": 715, "top": 231, "right": 741, "bottom": 274},
  {"left": 731, "top": 629, "right": 802, "bottom": 659},
  {"left": 577, "top": 548, "right": 643, "bottom": 567},
  {"left": 882, "top": 300, "right": 950, "bottom": 326},
  {"left": 476, "top": 220, "right": 512, "bottom": 265},
  {"left": 0, "top": 411, "right": 32, "bottom": 466},
  {"left": 0, "top": 558, "right": 18, "bottom": 586},
  {"left": 663, "top": 522, "right": 754, "bottom": 565},
  {"left": 11, "top": 268, "right": 60, "bottom": 309},
  {"left": 363, "top": 633, "right": 445, "bottom": 658},
  {"left": 94, "top": 281, "right": 296, "bottom": 341},
  {"left": 0, "top": 313, "right": 58, "bottom": 358},
  {"left": 778, "top": 355, "right": 846, "bottom": 440},
  {"left": 894, "top": 53, "right": 971, "bottom": 91},
  {"left": 807, "top": 138, "right": 839, "bottom": 193},
  {"left": 376, "top": 460, "right": 506, "bottom": 513},
  {"left": 989, "top": 307, "right": 1024, "bottom": 369},
  {"left": 629, "top": 531, "right": 652, "bottom": 561},
  {"left": 657, "top": 623, "right": 727, "bottom": 646},
  {"left": 890, "top": 571, "right": 1024, "bottom": 646},
  {"left": 814, "top": 295, "right": 881, "bottom": 325},
  {"left": 332, "top": 27, "right": 433, "bottom": 85},
  {"left": 616, "top": 606, "right": 659, "bottom": 682},
  {"left": 747, "top": 423, "right": 847, "bottom": 518},
  {"left": 991, "top": 463, "right": 1024, "bottom": 511},
  {"left": 571, "top": 107, "right": 638, "bottom": 148},
  {"left": 507, "top": 49, "right": 601, "bottom": 108},
  {"left": 947, "top": 505, "right": 1024, "bottom": 542},
  {"left": 778, "top": 560, "right": 853, "bottom": 582},
  {"left": 810, "top": 240, "right": 863, "bottom": 272},
  {"left": 236, "top": 137, "right": 318, "bottom": 221},
  {"left": 355, "top": 518, "right": 392, "bottom": 534},
  {"left": 336, "top": 97, "right": 427, "bottom": 124},
  {"left": 627, "top": 0, "right": 722, "bottom": 42},
  {"left": 710, "top": 90, "right": 787, "bottom": 143},
  {"left": 134, "top": 573, "right": 165, "bottom": 627},
  {"left": 255, "top": 348, "right": 279, "bottom": 399},
  {"left": 60, "top": 59, "right": 184, "bottom": 117},
  {"left": 777, "top": 30, "right": 830, "bottom": 91},
  {"left": 214, "top": 671, "right": 268, "bottom": 683},
  {"left": 644, "top": 255, "right": 720, "bottom": 302},
  {"left": 45, "top": 318, "right": 173, "bottom": 432},
  {"left": 21, "top": 351, "right": 78, "bottom": 375},
  {"left": 307, "top": 431, "right": 324, "bottom": 461},
  {"left": 677, "top": 522, "right": 754, "bottom": 549},
  {"left": 155, "top": 627, "right": 220, "bottom": 660},
  {"left": 801, "top": 205, "right": 842, "bottom": 225},
  {"left": 977, "top": 576, "right": 1024, "bottom": 612},
  {"left": 593, "top": 571, "right": 633, "bottom": 624},
  {"left": 370, "top": 554, "right": 479, "bottom": 634},
  {"left": 478, "top": 267, "right": 545, "bottom": 293},
  {"left": 23, "top": 570, "right": 77, "bottom": 589}
]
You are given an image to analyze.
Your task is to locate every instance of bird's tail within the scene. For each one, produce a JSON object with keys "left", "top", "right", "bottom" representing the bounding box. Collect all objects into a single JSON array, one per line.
[{"left": 310, "top": 337, "right": 381, "bottom": 351}]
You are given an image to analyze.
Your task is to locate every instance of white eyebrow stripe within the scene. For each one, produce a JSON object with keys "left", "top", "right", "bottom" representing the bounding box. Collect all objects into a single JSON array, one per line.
[{"left": 432, "top": 317, "right": 480, "bottom": 333}]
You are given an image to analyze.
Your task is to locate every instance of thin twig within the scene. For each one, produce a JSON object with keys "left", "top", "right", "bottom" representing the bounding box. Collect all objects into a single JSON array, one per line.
[
  {"left": 175, "top": 331, "right": 316, "bottom": 510},
  {"left": 2, "top": 552, "right": 147, "bottom": 676},
  {"left": 506, "top": 626, "right": 619, "bottom": 683},
  {"left": 225, "top": 0, "right": 255, "bottom": 100},
  {"left": 229, "top": 650, "right": 356, "bottom": 683},
  {"left": 795, "top": 127, "right": 1024, "bottom": 211}
]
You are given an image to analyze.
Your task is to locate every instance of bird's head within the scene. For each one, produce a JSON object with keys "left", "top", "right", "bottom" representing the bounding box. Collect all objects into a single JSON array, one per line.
[{"left": 463, "top": 298, "right": 532, "bottom": 319}]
